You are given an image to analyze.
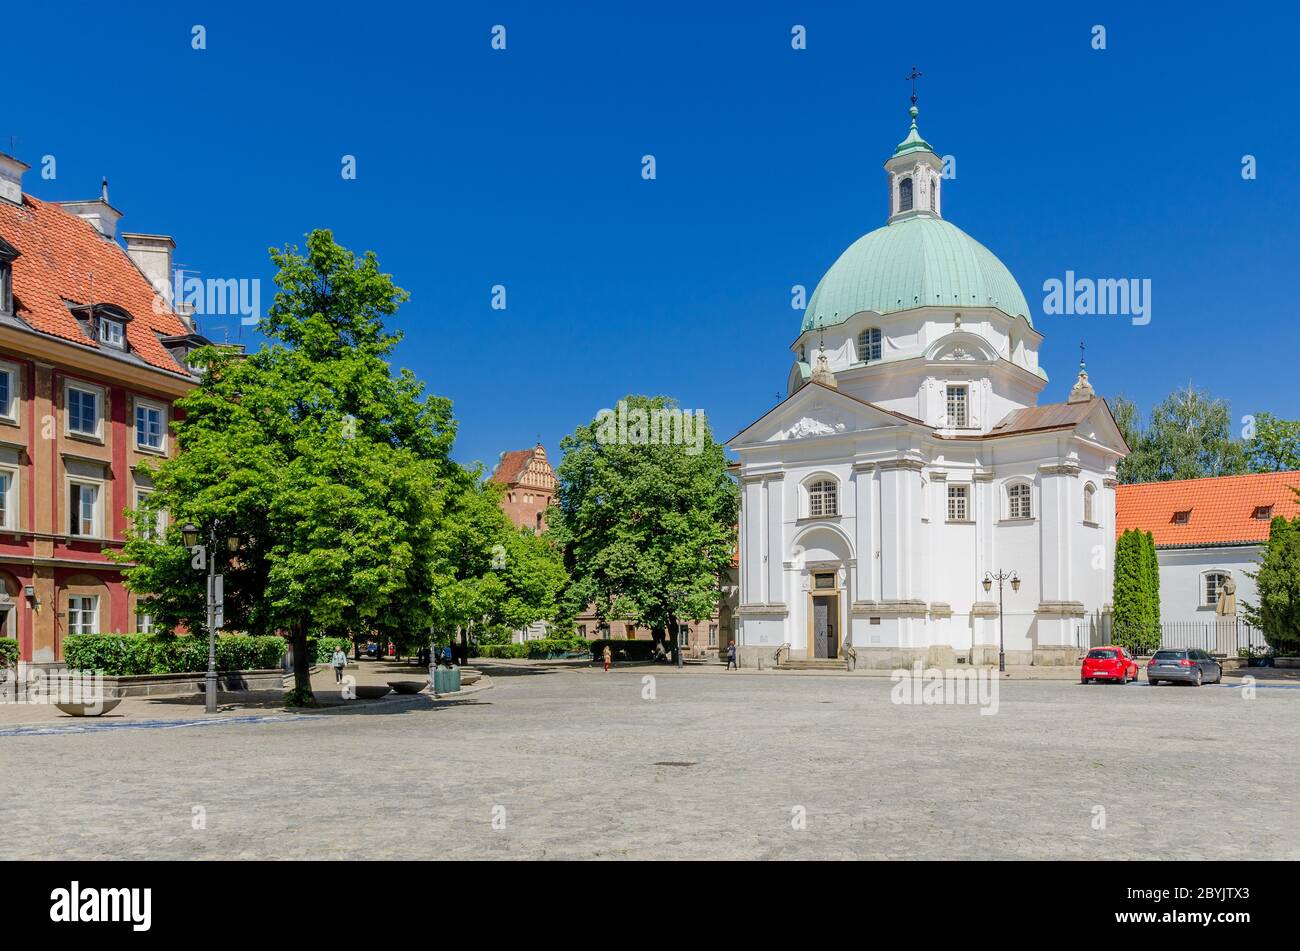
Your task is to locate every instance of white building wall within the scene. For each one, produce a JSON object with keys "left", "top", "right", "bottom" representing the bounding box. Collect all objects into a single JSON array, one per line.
[{"left": 1155, "top": 546, "right": 1261, "bottom": 627}]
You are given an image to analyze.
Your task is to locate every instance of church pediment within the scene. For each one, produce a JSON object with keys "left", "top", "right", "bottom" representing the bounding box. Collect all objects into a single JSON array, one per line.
[{"left": 727, "top": 382, "right": 926, "bottom": 449}]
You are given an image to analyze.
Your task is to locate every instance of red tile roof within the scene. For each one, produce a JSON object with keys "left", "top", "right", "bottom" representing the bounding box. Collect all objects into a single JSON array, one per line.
[
  {"left": 1116, "top": 471, "right": 1300, "bottom": 547},
  {"left": 490, "top": 449, "right": 536, "bottom": 486},
  {"left": 0, "top": 193, "right": 191, "bottom": 374}
]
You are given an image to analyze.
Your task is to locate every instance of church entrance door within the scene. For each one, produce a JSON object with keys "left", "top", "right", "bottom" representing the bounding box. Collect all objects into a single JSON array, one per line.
[{"left": 812, "top": 593, "right": 838, "bottom": 659}]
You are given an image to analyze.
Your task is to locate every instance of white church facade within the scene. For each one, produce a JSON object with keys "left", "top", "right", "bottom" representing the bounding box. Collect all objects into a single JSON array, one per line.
[{"left": 728, "top": 103, "right": 1129, "bottom": 668}]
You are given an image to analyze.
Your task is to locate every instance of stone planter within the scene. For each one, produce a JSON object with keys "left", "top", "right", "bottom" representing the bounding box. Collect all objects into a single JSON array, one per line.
[
  {"left": 98, "top": 669, "right": 286, "bottom": 699},
  {"left": 1274, "top": 657, "right": 1300, "bottom": 669}
]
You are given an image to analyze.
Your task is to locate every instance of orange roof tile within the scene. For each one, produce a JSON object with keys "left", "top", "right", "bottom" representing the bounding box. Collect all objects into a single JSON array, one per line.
[
  {"left": 490, "top": 449, "right": 536, "bottom": 486},
  {"left": 0, "top": 193, "right": 191, "bottom": 374},
  {"left": 1116, "top": 471, "right": 1300, "bottom": 547}
]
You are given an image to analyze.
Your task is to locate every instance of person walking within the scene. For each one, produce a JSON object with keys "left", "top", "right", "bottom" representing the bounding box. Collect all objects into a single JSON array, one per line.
[
  {"left": 726, "top": 640, "right": 738, "bottom": 670},
  {"left": 331, "top": 645, "right": 348, "bottom": 683},
  {"left": 602, "top": 644, "right": 612, "bottom": 672}
]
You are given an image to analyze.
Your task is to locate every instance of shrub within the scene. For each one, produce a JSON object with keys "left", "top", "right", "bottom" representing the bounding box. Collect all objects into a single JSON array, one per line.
[
  {"left": 311, "top": 637, "right": 353, "bottom": 664},
  {"left": 1244, "top": 514, "right": 1300, "bottom": 656},
  {"left": 0, "top": 638, "right": 17, "bottom": 669},
  {"left": 63, "top": 634, "right": 286, "bottom": 676},
  {"left": 1112, "top": 529, "right": 1161, "bottom": 654},
  {"left": 588, "top": 638, "right": 661, "bottom": 662},
  {"left": 472, "top": 636, "right": 589, "bottom": 659}
]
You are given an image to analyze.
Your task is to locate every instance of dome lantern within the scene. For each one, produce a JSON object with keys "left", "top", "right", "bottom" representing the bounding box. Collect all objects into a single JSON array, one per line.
[{"left": 885, "top": 70, "right": 943, "bottom": 223}]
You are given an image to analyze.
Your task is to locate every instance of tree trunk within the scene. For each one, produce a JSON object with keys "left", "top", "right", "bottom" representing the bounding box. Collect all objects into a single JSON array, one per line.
[{"left": 291, "top": 617, "right": 313, "bottom": 700}]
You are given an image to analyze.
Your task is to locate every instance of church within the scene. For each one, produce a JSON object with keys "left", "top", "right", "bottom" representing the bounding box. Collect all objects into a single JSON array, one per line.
[{"left": 728, "top": 99, "right": 1129, "bottom": 669}]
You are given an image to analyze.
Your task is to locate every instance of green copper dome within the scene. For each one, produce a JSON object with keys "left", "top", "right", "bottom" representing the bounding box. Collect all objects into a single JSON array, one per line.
[{"left": 801, "top": 215, "right": 1032, "bottom": 332}]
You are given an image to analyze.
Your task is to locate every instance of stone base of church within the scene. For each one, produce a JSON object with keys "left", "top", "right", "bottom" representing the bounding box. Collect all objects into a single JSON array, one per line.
[{"left": 850, "top": 646, "right": 959, "bottom": 669}]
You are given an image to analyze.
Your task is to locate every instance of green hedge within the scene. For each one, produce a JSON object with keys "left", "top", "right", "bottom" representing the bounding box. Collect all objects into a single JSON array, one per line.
[
  {"left": 310, "top": 637, "right": 353, "bottom": 664},
  {"left": 63, "top": 634, "right": 286, "bottom": 676},
  {"left": 0, "top": 638, "right": 17, "bottom": 669},
  {"left": 588, "top": 638, "right": 662, "bottom": 662},
  {"left": 473, "top": 637, "right": 590, "bottom": 659}
]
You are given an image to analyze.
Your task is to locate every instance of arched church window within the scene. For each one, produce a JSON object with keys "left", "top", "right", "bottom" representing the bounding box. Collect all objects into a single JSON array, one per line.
[
  {"left": 1083, "top": 483, "right": 1096, "bottom": 523},
  {"left": 929, "top": 174, "right": 937, "bottom": 211},
  {"left": 1007, "top": 482, "right": 1032, "bottom": 520},
  {"left": 899, "top": 177, "right": 913, "bottom": 212},
  {"left": 858, "top": 327, "right": 882, "bottom": 362},
  {"left": 808, "top": 479, "right": 838, "bottom": 518}
]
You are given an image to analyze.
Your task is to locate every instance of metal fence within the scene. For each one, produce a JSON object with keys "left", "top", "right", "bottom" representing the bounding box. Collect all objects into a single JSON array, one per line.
[{"left": 1083, "top": 615, "right": 1268, "bottom": 657}]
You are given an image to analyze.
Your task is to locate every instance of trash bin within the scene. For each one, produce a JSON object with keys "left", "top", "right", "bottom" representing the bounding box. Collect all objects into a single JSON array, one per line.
[{"left": 433, "top": 665, "right": 461, "bottom": 694}]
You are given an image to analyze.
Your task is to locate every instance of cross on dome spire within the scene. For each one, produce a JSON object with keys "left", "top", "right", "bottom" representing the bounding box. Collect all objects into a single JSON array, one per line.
[{"left": 905, "top": 66, "right": 922, "bottom": 107}]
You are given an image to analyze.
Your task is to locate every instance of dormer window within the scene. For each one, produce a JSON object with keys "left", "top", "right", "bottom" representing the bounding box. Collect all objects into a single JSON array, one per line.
[
  {"left": 1172, "top": 509, "right": 1191, "bottom": 525},
  {"left": 0, "top": 234, "right": 17, "bottom": 317},
  {"left": 899, "top": 177, "right": 913, "bottom": 212},
  {"left": 98, "top": 317, "right": 125, "bottom": 348},
  {"left": 858, "top": 328, "right": 882, "bottom": 362},
  {"left": 1253, "top": 505, "right": 1274, "bottom": 520},
  {"left": 0, "top": 260, "right": 11, "bottom": 316}
]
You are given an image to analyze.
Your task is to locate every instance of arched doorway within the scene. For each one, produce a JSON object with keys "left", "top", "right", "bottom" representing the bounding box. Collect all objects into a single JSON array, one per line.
[{"left": 791, "top": 525, "right": 854, "bottom": 661}]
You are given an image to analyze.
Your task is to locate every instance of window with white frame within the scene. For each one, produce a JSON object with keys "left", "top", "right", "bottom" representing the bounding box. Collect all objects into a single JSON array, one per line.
[
  {"left": 135, "top": 487, "right": 164, "bottom": 540},
  {"left": 708, "top": 624, "right": 718, "bottom": 647},
  {"left": 0, "top": 363, "right": 15, "bottom": 421},
  {"left": 858, "top": 327, "right": 882, "bottom": 362},
  {"left": 98, "top": 318, "right": 125, "bottom": 348},
  {"left": 0, "top": 469, "right": 12, "bottom": 529},
  {"left": 947, "top": 484, "right": 969, "bottom": 521},
  {"left": 1083, "top": 483, "right": 1097, "bottom": 523},
  {"left": 946, "top": 385, "right": 969, "bottom": 428},
  {"left": 1204, "top": 572, "right": 1229, "bottom": 608},
  {"left": 68, "top": 595, "right": 99, "bottom": 635},
  {"left": 137, "top": 610, "right": 154, "bottom": 634},
  {"left": 808, "top": 478, "right": 838, "bottom": 518},
  {"left": 1007, "top": 482, "right": 1032, "bottom": 519},
  {"left": 66, "top": 385, "right": 100, "bottom": 437},
  {"left": 135, "top": 400, "right": 166, "bottom": 451},
  {"left": 69, "top": 481, "right": 99, "bottom": 537}
]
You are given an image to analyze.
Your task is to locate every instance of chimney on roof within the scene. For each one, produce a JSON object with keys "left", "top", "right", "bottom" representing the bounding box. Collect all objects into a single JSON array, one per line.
[
  {"left": 57, "top": 177, "right": 123, "bottom": 239},
  {"left": 0, "top": 152, "right": 28, "bottom": 205},
  {"left": 122, "top": 232, "right": 176, "bottom": 309}
]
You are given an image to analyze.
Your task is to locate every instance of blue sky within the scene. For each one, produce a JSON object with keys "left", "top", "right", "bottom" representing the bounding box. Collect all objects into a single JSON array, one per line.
[{"left": 8, "top": 1, "right": 1298, "bottom": 470}]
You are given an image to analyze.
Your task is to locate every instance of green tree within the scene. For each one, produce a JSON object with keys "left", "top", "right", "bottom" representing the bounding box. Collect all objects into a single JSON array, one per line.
[
  {"left": 549, "top": 395, "right": 738, "bottom": 651},
  {"left": 428, "top": 471, "right": 568, "bottom": 660},
  {"left": 1243, "top": 509, "right": 1300, "bottom": 656},
  {"left": 1112, "top": 385, "right": 1248, "bottom": 484},
  {"left": 1112, "top": 529, "right": 1160, "bottom": 652},
  {"left": 115, "top": 230, "right": 458, "bottom": 705},
  {"left": 1245, "top": 412, "right": 1300, "bottom": 473}
]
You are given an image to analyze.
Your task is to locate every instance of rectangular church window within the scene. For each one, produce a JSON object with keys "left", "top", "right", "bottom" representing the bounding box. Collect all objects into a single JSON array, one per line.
[
  {"left": 947, "top": 484, "right": 969, "bottom": 521},
  {"left": 946, "top": 385, "right": 968, "bottom": 427}
]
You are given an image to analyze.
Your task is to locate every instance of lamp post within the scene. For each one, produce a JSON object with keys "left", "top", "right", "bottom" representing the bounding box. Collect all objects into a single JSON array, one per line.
[
  {"left": 184, "top": 522, "right": 240, "bottom": 713},
  {"left": 982, "top": 570, "right": 1020, "bottom": 673},
  {"left": 668, "top": 588, "right": 686, "bottom": 668}
]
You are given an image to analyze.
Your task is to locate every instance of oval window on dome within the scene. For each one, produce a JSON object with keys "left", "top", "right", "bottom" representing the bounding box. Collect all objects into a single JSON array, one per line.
[{"left": 899, "top": 177, "right": 913, "bottom": 212}]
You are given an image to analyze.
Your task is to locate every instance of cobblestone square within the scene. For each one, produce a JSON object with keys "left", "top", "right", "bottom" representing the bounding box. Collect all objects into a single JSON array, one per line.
[{"left": 4, "top": 666, "right": 1297, "bottom": 860}]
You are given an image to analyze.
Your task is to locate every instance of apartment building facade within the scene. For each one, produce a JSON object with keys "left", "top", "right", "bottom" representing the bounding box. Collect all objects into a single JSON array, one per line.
[{"left": 0, "top": 153, "right": 208, "bottom": 669}]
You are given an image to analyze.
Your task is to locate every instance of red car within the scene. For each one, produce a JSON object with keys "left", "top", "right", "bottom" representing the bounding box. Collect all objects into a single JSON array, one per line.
[{"left": 1080, "top": 646, "right": 1139, "bottom": 684}]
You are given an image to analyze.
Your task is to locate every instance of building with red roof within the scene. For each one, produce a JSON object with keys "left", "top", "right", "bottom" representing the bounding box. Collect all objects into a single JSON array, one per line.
[
  {"left": 0, "top": 152, "right": 212, "bottom": 668},
  {"left": 1115, "top": 471, "right": 1300, "bottom": 627}
]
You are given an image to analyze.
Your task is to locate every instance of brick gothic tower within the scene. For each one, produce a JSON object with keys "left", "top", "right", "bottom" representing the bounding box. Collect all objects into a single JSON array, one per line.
[{"left": 489, "top": 443, "right": 556, "bottom": 533}]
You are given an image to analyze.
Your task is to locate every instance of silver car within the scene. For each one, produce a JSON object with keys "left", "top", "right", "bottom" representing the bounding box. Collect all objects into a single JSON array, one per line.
[{"left": 1146, "top": 648, "right": 1223, "bottom": 686}]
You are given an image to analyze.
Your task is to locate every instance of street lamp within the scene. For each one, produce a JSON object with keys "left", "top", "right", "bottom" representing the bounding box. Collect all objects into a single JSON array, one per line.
[
  {"left": 185, "top": 521, "right": 239, "bottom": 713},
  {"left": 668, "top": 588, "right": 686, "bottom": 668},
  {"left": 982, "top": 570, "right": 1020, "bottom": 673}
]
